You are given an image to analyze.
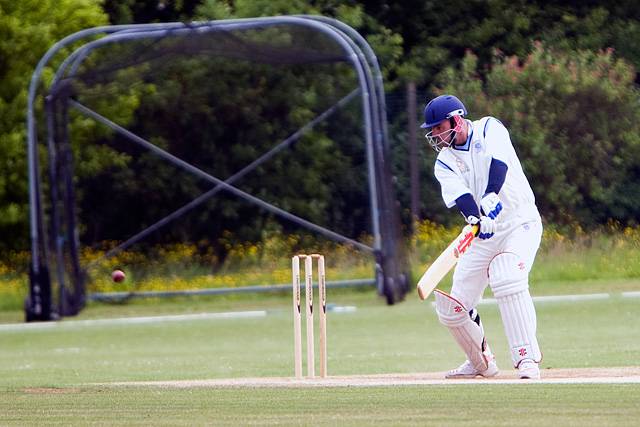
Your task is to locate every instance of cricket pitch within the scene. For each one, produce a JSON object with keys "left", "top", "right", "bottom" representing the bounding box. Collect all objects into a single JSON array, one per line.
[{"left": 104, "top": 366, "right": 640, "bottom": 388}]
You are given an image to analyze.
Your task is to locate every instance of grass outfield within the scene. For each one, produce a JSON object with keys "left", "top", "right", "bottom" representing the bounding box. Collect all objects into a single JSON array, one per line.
[
  {"left": 2, "top": 385, "right": 640, "bottom": 426},
  {"left": 0, "top": 286, "right": 639, "bottom": 425}
]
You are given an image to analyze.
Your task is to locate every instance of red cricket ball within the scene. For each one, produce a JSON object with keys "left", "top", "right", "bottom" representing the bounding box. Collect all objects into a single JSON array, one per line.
[{"left": 111, "top": 269, "right": 126, "bottom": 283}]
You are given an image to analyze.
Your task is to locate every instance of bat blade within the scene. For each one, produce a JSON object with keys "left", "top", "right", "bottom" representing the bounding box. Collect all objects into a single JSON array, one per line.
[{"left": 416, "top": 225, "right": 478, "bottom": 300}]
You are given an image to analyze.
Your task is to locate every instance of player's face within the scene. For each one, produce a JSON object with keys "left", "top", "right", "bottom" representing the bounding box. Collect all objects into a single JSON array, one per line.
[
  {"left": 431, "top": 120, "right": 452, "bottom": 141},
  {"left": 425, "top": 119, "right": 457, "bottom": 152}
]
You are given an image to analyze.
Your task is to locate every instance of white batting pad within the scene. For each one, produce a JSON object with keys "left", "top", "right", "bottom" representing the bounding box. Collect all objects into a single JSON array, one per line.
[
  {"left": 488, "top": 252, "right": 528, "bottom": 298},
  {"left": 488, "top": 252, "right": 541, "bottom": 366},
  {"left": 496, "top": 290, "right": 542, "bottom": 366},
  {"left": 434, "top": 290, "right": 493, "bottom": 372}
]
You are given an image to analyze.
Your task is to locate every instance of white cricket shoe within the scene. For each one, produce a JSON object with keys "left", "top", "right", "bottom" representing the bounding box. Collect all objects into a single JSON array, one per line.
[
  {"left": 445, "top": 359, "right": 499, "bottom": 379},
  {"left": 518, "top": 360, "right": 540, "bottom": 379}
]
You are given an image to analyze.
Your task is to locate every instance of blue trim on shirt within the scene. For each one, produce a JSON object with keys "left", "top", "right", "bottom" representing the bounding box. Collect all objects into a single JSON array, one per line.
[
  {"left": 483, "top": 117, "right": 504, "bottom": 137},
  {"left": 436, "top": 159, "right": 455, "bottom": 173},
  {"left": 485, "top": 158, "right": 508, "bottom": 194},
  {"left": 455, "top": 193, "right": 480, "bottom": 218}
]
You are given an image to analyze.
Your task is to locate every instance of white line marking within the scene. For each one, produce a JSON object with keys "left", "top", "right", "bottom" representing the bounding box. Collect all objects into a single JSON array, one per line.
[
  {"left": 327, "top": 305, "right": 357, "bottom": 313},
  {"left": 0, "top": 311, "right": 266, "bottom": 332},
  {"left": 530, "top": 293, "right": 610, "bottom": 303},
  {"left": 431, "top": 292, "right": 613, "bottom": 308},
  {"left": 622, "top": 291, "right": 640, "bottom": 298},
  {"left": 3, "top": 291, "right": 638, "bottom": 331}
]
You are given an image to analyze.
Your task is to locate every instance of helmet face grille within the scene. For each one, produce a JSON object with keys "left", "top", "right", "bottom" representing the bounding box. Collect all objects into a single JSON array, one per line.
[
  {"left": 424, "top": 114, "right": 465, "bottom": 152},
  {"left": 424, "top": 128, "right": 456, "bottom": 152}
]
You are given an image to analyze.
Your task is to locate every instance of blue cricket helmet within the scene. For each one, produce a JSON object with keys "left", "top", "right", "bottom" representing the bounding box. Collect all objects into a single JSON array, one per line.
[{"left": 420, "top": 95, "right": 467, "bottom": 129}]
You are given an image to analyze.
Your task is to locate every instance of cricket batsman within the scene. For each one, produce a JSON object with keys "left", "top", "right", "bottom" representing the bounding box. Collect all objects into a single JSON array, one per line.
[{"left": 421, "top": 94, "right": 543, "bottom": 379}]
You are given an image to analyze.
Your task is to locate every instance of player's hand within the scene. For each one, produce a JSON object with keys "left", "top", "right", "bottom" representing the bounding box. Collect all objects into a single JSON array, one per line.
[
  {"left": 466, "top": 215, "right": 496, "bottom": 239},
  {"left": 480, "top": 192, "right": 503, "bottom": 219}
]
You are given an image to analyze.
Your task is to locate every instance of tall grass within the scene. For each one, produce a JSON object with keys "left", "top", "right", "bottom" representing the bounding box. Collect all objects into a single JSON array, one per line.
[
  {"left": 534, "top": 223, "right": 640, "bottom": 281},
  {"left": 2, "top": 221, "right": 640, "bottom": 311}
]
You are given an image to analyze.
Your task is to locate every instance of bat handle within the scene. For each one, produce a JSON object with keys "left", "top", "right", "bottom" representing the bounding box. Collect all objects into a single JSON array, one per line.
[{"left": 417, "top": 286, "right": 428, "bottom": 301}]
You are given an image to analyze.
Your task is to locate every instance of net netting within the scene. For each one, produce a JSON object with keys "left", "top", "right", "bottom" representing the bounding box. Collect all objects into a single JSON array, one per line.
[{"left": 28, "top": 19, "right": 409, "bottom": 319}]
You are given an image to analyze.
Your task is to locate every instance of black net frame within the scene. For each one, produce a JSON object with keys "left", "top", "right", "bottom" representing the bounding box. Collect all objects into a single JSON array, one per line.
[{"left": 25, "top": 17, "right": 410, "bottom": 321}]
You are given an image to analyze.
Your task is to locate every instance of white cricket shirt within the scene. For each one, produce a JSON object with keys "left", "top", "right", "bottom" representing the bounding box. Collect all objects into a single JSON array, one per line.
[{"left": 433, "top": 117, "right": 541, "bottom": 224}]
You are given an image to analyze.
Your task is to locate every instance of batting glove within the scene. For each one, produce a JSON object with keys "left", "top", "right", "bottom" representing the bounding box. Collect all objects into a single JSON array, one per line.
[
  {"left": 466, "top": 215, "right": 496, "bottom": 240},
  {"left": 480, "top": 192, "right": 503, "bottom": 219}
]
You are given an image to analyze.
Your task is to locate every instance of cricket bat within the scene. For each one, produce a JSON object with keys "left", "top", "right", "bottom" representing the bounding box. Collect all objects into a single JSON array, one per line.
[{"left": 416, "top": 224, "right": 479, "bottom": 300}]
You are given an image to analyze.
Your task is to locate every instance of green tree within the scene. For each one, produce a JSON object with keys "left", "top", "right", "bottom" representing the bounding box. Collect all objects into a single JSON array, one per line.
[
  {"left": 103, "top": 0, "right": 202, "bottom": 24},
  {"left": 363, "top": 1, "right": 640, "bottom": 89},
  {"left": 0, "top": 0, "right": 108, "bottom": 249},
  {"left": 431, "top": 43, "right": 640, "bottom": 225}
]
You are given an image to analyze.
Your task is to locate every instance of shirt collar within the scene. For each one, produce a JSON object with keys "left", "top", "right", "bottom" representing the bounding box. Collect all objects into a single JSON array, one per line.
[{"left": 452, "top": 120, "right": 473, "bottom": 151}]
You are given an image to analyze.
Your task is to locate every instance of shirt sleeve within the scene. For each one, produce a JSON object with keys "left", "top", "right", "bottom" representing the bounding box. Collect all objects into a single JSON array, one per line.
[
  {"left": 455, "top": 193, "right": 480, "bottom": 218},
  {"left": 485, "top": 157, "right": 508, "bottom": 195},
  {"left": 434, "top": 159, "right": 472, "bottom": 208},
  {"left": 483, "top": 118, "right": 512, "bottom": 164}
]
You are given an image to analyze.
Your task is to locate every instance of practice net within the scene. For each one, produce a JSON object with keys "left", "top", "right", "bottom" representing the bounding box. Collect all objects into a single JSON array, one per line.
[{"left": 26, "top": 17, "right": 409, "bottom": 320}]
